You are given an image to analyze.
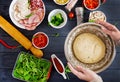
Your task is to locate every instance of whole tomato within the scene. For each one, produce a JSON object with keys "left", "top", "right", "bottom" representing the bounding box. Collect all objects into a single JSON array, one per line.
[{"left": 68, "top": 12, "right": 75, "bottom": 19}]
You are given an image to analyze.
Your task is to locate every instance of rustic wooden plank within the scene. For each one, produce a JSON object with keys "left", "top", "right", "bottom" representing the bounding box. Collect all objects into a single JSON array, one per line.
[
  {"left": 0, "top": 51, "right": 120, "bottom": 70},
  {"left": 99, "top": 70, "right": 120, "bottom": 82},
  {"left": 0, "top": 0, "right": 120, "bottom": 82},
  {"left": 0, "top": 68, "right": 22, "bottom": 82},
  {"left": 0, "top": 68, "right": 120, "bottom": 82}
]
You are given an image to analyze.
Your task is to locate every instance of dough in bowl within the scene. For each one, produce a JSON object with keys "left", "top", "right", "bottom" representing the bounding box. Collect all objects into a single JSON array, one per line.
[{"left": 73, "top": 33, "right": 106, "bottom": 64}]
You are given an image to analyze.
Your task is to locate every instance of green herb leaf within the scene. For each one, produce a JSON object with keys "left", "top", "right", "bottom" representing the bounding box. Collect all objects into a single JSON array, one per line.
[
  {"left": 65, "top": 65, "right": 71, "bottom": 73},
  {"left": 65, "top": 65, "right": 71, "bottom": 80},
  {"left": 25, "top": 13, "right": 33, "bottom": 18},
  {"left": 13, "top": 52, "right": 51, "bottom": 82},
  {"left": 52, "top": 33, "right": 60, "bottom": 37},
  {"left": 50, "top": 13, "right": 64, "bottom": 26},
  {"left": 89, "top": 19, "right": 95, "bottom": 22}
]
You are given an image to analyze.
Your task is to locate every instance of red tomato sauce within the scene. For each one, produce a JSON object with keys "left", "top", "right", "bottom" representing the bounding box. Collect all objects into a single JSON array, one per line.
[
  {"left": 53, "top": 58, "right": 64, "bottom": 73},
  {"left": 85, "top": 0, "right": 99, "bottom": 9},
  {"left": 33, "top": 33, "right": 48, "bottom": 48}
]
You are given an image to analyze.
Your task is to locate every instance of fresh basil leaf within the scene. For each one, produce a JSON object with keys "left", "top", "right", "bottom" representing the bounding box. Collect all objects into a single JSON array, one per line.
[{"left": 25, "top": 13, "right": 33, "bottom": 18}]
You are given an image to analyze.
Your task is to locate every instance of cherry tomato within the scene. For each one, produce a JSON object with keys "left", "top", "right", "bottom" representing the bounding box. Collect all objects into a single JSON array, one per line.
[{"left": 68, "top": 12, "right": 75, "bottom": 19}]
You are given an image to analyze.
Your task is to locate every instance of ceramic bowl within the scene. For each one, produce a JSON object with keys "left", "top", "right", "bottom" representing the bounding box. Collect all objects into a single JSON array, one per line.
[
  {"left": 83, "top": 0, "right": 101, "bottom": 11},
  {"left": 48, "top": 9, "right": 67, "bottom": 29},
  {"left": 64, "top": 22, "right": 116, "bottom": 73},
  {"left": 32, "top": 32, "right": 49, "bottom": 49},
  {"left": 89, "top": 11, "right": 107, "bottom": 22},
  {"left": 53, "top": 0, "right": 70, "bottom": 5}
]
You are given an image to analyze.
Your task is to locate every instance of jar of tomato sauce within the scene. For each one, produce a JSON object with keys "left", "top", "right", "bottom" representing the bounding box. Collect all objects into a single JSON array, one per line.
[{"left": 32, "top": 32, "right": 49, "bottom": 49}]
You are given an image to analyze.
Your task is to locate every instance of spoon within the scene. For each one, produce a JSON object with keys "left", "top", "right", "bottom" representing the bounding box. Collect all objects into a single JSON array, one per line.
[{"left": 51, "top": 54, "right": 67, "bottom": 79}]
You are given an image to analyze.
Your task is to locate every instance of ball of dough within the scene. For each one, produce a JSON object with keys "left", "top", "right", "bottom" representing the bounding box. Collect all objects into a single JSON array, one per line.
[{"left": 73, "top": 33, "right": 106, "bottom": 64}]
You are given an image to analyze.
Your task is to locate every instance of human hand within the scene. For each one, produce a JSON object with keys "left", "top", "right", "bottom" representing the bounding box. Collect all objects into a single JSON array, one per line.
[
  {"left": 96, "top": 21, "right": 120, "bottom": 43},
  {"left": 67, "top": 62, "right": 102, "bottom": 82}
]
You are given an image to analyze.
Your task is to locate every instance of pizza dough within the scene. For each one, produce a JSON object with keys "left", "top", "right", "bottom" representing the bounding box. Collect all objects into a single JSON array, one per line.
[{"left": 73, "top": 33, "right": 106, "bottom": 64}]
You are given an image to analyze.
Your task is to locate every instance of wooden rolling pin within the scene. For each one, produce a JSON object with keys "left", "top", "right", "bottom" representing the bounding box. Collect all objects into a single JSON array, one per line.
[{"left": 0, "top": 16, "right": 43, "bottom": 58}]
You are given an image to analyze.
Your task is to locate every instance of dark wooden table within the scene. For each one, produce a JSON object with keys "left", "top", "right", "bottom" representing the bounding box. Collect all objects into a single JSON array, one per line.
[{"left": 0, "top": 0, "right": 120, "bottom": 82}]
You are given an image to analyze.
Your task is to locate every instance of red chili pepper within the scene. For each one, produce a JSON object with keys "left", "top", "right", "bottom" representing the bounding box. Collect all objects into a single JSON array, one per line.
[
  {"left": 0, "top": 39, "right": 17, "bottom": 49},
  {"left": 47, "top": 63, "right": 52, "bottom": 80}
]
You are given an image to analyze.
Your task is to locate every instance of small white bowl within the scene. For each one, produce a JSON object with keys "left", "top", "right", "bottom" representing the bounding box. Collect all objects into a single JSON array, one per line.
[
  {"left": 83, "top": 0, "right": 101, "bottom": 11},
  {"left": 89, "top": 11, "right": 107, "bottom": 22},
  {"left": 53, "top": 0, "right": 70, "bottom": 5},
  {"left": 32, "top": 32, "right": 49, "bottom": 49},
  {"left": 48, "top": 9, "right": 67, "bottom": 29}
]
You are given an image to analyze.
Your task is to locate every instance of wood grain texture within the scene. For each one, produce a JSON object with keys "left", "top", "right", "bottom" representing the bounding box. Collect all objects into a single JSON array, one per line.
[{"left": 0, "top": 0, "right": 120, "bottom": 82}]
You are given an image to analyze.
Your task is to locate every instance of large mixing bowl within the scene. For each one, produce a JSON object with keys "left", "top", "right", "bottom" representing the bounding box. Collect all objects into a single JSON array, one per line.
[{"left": 64, "top": 22, "right": 116, "bottom": 73}]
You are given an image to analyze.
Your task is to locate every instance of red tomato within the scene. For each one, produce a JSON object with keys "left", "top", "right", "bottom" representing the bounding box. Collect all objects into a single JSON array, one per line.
[{"left": 68, "top": 12, "right": 75, "bottom": 19}]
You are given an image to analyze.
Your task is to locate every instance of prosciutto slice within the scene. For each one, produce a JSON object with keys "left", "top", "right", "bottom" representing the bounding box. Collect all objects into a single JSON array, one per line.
[
  {"left": 14, "top": 0, "right": 45, "bottom": 30},
  {"left": 30, "top": 0, "right": 43, "bottom": 10}
]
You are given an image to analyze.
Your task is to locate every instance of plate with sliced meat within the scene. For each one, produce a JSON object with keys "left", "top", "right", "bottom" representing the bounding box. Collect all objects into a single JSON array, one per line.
[{"left": 9, "top": 0, "right": 45, "bottom": 30}]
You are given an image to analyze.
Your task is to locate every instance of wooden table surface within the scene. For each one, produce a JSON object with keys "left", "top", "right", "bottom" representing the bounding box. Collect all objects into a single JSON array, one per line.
[{"left": 0, "top": 0, "right": 120, "bottom": 82}]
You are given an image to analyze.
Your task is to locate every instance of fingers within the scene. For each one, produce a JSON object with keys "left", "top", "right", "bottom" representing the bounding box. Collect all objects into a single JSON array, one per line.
[
  {"left": 76, "top": 66, "right": 94, "bottom": 75},
  {"left": 67, "top": 63, "right": 98, "bottom": 81},
  {"left": 67, "top": 62, "right": 85, "bottom": 79},
  {"left": 76, "top": 65, "right": 86, "bottom": 73},
  {"left": 96, "top": 20, "right": 117, "bottom": 31},
  {"left": 101, "top": 26, "right": 112, "bottom": 35},
  {"left": 67, "top": 62, "right": 79, "bottom": 75}
]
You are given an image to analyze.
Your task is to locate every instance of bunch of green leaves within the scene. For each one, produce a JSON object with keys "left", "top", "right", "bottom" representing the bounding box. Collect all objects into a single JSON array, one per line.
[
  {"left": 50, "top": 13, "right": 64, "bottom": 26},
  {"left": 13, "top": 52, "right": 51, "bottom": 82},
  {"left": 65, "top": 65, "right": 71, "bottom": 80}
]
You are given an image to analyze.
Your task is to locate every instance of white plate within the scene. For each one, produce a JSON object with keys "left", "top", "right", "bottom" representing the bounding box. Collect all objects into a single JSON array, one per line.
[{"left": 9, "top": 0, "right": 45, "bottom": 30}]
